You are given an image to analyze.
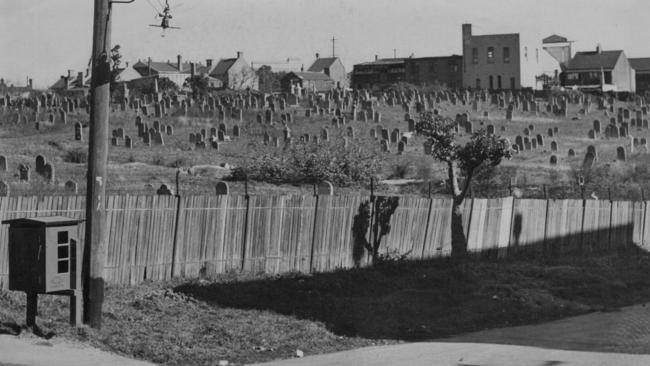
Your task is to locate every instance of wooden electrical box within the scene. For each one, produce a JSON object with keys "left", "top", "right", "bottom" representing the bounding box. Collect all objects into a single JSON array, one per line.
[{"left": 3, "top": 216, "right": 84, "bottom": 294}]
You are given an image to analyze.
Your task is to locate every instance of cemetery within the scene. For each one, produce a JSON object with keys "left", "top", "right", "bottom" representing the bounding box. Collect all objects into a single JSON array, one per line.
[{"left": 0, "top": 87, "right": 649, "bottom": 199}]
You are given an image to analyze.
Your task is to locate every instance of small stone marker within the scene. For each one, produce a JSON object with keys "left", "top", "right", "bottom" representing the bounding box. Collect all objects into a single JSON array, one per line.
[
  {"left": 616, "top": 146, "right": 626, "bottom": 161},
  {"left": 215, "top": 181, "right": 229, "bottom": 195},
  {"left": 0, "top": 181, "right": 9, "bottom": 196},
  {"left": 317, "top": 181, "right": 334, "bottom": 195},
  {"left": 35, "top": 155, "right": 46, "bottom": 176},
  {"left": 65, "top": 180, "right": 78, "bottom": 194},
  {"left": 156, "top": 184, "right": 173, "bottom": 195},
  {"left": 549, "top": 155, "right": 558, "bottom": 165},
  {"left": 19, "top": 164, "right": 30, "bottom": 181},
  {"left": 43, "top": 163, "right": 54, "bottom": 182},
  {"left": 0, "top": 155, "right": 6, "bottom": 172}
]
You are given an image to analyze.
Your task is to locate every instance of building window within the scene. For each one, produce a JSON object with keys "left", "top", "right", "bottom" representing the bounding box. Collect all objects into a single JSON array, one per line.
[
  {"left": 487, "top": 47, "right": 495, "bottom": 63},
  {"left": 604, "top": 71, "right": 612, "bottom": 84},
  {"left": 503, "top": 47, "right": 510, "bottom": 63},
  {"left": 497, "top": 75, "right": 502, "bottom": 89},
  {"left": 475, "top": 78, "right": 481, "bottom": 89},
  {"left": 452, "top": 65, "right": 458, "bottom": 72},
  {"left": 510, "top": 77, "right": 516, "bottom": 90},
  {"left": 489, "top": 75, "right": 494, "bottom": 90},
  {"left": 472, "top": 48, "right": 478, "bottom": 64},
  {"left": 429, "top": 63, "right": 435, "bottom": 73}
]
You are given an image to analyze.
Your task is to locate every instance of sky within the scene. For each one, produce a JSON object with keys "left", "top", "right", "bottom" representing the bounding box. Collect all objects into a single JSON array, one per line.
[{"left": 1, "top": 0, "right": 649, "bottom": 88}]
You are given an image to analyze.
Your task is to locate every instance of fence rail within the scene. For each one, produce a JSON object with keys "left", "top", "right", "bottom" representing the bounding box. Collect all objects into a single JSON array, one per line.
[{"left": 0, "top": 194, "right": 646, "bottom": 289}]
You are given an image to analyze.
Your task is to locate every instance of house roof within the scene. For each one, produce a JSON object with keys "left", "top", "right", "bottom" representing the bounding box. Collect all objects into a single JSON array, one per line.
[
  {"left": 629, "top": 58, "right": 650, "bottom": 72},
  {"left": 132, "top": 60, "right": 195, "bottom": 74},
  {"left": 210, "top": 58, "right": 237, "bottom": 76},
  {"left": 286, "top": 72, "right": 333, "bottom": 81},
  {"left": 355, "top": 58, "right": 406, "bottom": 67},
  {"left": 566, "top": 50, "right": 623, "bottom": 71},
  {"left": 308, "top": 57, "right": 339, "bottom": 72},
  {"left": 543, "top": 34, "right": 569, "bottom": 44}
]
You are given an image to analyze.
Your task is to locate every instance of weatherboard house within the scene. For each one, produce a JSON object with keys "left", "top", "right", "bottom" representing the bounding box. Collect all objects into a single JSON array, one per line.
[
  {"left": 132, "top": 54, "right": 193, "bottom": 88},
  {"left": 205, "top": 52, "right": 259, "bottom": 91},
  {"left": 281, "top": 71, "right": 336, "bottom": 94},
  {"left": 562, "top": 46, "right": 635, "bottom": 93},
  {"left": 307, "top": 54, "right": 347, "bottom": 88}
]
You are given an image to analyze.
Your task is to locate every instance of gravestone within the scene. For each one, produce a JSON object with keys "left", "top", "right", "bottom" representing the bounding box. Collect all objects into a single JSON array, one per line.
[
  {"left": 568, "top": 149, "right": 575, "bottom": 157},
  {"left": 317, "top": 181, "right": 334, "bottom": 195},
  {"left": 65, "top": 180, "right": 78, "bottom": 194},
  {"left": 0, "top": 155, "right": 6, "bottom": 172},
  {"left": 397, "top": 141, "right": 405, "bottom": 154},
  {"left": 166, "top": 125, "right": 173, "bottom": 136},
  {"left": 549, "top": 155, "right": 557, "bottom": 165},
  {"left": 593, "top": 120, "right": 601, "bottom": 133},
  {"left": 423, "top": 141, "right": 433, "bottom": 155},
  {"left": 550, "top": 141, "right": 558, "bottom": 152},
  {"left": 547, "top": 128, "right": 554, "bottom": 137},
  {"left": 588, "top": 130, "right": 596, "bottom": 139},
  {"left": 125, "top": 135, "right": 132, "bottom": 148},
  {"left": 381, "top": 139, "right": 390, "bottom": 152},
  {"left": 536, "top": 134, "right": 544, "bottom": 146},
  {"left": 75, "top": 122, "right": 83, "bottom": 141},
  {"left": 215, "top": 181, "right": 229, "bottom": 195},
  {"left": 0, "top": 181, "right": 8, "bottom": 196},
  {"left": 35, "top": 155, "right": 46, "bottom": 176},
  {"left": 43, "top": 163, "right": 54, "bottom": 182},
  {"left": 233, "top": 125, "right": 240, "bottom": 137},
  {"left": 616, "top": 146, "right": 626, "bottom": 161},
  {"left": 156, "top": 184, "right": 173, "bottom": 195},
  {"left": 19, "top": 164, "right": 30, "bottom": 181},
  {"left": 587, "top": 145, "right": 598, "bottom": 161}
]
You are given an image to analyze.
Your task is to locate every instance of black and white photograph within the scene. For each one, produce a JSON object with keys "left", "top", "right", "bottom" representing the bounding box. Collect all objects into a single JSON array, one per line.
[{"left": 1, "top": 0, "right": 650, "bottom": 365}]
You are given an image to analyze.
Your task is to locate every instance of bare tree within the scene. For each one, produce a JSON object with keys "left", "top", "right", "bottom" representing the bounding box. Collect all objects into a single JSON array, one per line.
[{"left": 416, "top": 112, "right": 511, "bottom": 258}]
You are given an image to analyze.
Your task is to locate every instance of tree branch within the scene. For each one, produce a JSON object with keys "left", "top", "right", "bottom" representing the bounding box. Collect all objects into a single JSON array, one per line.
[{"left": 459, "top": 166, "right": 474, "bottom": 201}]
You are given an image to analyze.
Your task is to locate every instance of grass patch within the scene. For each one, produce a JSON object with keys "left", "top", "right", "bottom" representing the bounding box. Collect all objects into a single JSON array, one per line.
[{"left": 3, "top": 248, "right": 650, "bottom": 365}]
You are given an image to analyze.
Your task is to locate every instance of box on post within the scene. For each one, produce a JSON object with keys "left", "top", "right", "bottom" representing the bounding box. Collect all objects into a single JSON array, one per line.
[{"left": 2, "top": 216, "right": 84, "bottom": 326}]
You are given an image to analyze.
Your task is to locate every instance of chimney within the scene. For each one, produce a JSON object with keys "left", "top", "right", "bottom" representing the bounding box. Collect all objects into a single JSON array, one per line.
[
  {"left": 375, "top": 55, "right": 378, "bottom": 61},
  {"left": 237, "top": 51, "right": 242, "bottom": 58},
  {"left": 462, "top": 24, "right": 472, "bottom": 40},
  {"left": 63, "top": 76, "right": 70, "bottom": 90},
  {"left": 148, "top": 57, "right": 152, "bottom": 75},
  {"left": 177, "top": 54, "right": 182, "bottom": 71},
  {"left": 28, "top": 79, "right": 33, "bottom": 89},
  {"left": 300, "top": 64, "right": 304, "bottom": 72},
  {"left": 315, "top": 53, "right": 320, "bottom": 59},
  {"left": 67, "top": 69, "right": 73, "bottom": 79},
  {"left": 191, "top": 62, "right": 196, "bottom": 77},
  {"left": 596, "top": 43, "right": 602, "bottom": 54},
  {"left": 206, "top": 59, "right": 213, "bottom": 68},
  {"left": 77, "top": 72, "right": 84, "bottom": 86}
]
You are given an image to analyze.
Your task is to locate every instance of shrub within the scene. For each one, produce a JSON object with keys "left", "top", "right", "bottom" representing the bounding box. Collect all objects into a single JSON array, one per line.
[{"left": 227, "top": 139, "right": 380, "bottom": 187}]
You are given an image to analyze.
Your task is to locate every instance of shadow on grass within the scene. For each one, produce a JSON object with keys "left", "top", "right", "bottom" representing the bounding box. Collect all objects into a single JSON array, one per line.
[{"left": 176, "top": 235, "right": 650, "bottom": 341}]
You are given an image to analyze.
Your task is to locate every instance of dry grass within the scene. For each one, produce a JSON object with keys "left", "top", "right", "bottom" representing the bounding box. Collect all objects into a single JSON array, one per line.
[{"left": 3, "top": 248, "right": 650, "bottom": 365}]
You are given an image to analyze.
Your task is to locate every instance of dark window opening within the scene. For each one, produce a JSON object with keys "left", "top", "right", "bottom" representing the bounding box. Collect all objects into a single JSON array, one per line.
[
  {"left": 503, "top": 47, "right": 510, "bottom": 63},
  {"left": 510, "top": 77, "right": 516, "bottom": 89},
  {"left": 58, "top": 260, "right": 69, "bottom": 273},
  {"left": 475, "top": 78, "right": 481, "bottom": 88},
  {"left": 489, "top": 75, "right": 494, "bottom": 90},
  {"left": 497, "top": 75, "right": 502, "bottom": 89},
  {"left": 57, "top": 231, "right": 69, "bottom": 244},
  {"left": 472, "top": 48, "right": 478, "bottom": 64}
]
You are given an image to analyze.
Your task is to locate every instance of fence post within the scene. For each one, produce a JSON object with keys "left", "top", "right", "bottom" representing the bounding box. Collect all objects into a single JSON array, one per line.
[
  {"left": 169, "top": 170, "right": 182, "bottom": 279},
  {"left": 308, "top": 186, "right": 320, "bottom": 273},
  {"left": 420, "top": 195, "right": 434, "bottom": 260},
  {"left": 368, "top": 178, "right": 376, "bottom": 265},
  {"left": 241, "top": 176, "right": 251, "bottom": 271}
]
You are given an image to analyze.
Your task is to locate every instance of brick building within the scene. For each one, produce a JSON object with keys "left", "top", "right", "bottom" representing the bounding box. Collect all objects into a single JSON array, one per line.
[
  {"left": 404, "top": 55, "right": 462, "bottom": 88},
  {"left": 351, "top": 58, "right": 406, "bottom": 89}
]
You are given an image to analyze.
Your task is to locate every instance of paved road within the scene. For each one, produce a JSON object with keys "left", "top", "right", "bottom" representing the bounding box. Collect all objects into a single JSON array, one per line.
[
  {"left": 0, "top": 335, "right": 154, "bottom": 366},
  {"left": 252, "top": 304, "right": 650, "bottom": 366}
]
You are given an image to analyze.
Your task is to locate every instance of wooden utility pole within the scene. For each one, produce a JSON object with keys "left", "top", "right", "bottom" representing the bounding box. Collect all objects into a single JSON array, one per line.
[
  {"left": 83, "top": 0, "right": 112, "bottom": 329},
  {"left": 331, "top": 36, "right": 337, "bottom": 58}
]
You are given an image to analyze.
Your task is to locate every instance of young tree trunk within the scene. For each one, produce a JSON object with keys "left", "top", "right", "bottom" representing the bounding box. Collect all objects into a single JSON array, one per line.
[
  {"left": 451, "top": 200, "right": 468, "bottom": 259},
  {"left": 448, "top": 161, "right": 470, "bottom": 259}
]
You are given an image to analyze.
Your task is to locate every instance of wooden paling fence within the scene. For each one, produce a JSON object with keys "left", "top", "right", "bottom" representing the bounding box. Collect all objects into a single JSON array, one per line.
[{"left": 0, "top": 195, "right": 646, "bottom": 289}]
